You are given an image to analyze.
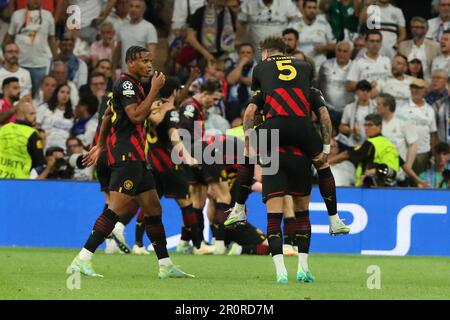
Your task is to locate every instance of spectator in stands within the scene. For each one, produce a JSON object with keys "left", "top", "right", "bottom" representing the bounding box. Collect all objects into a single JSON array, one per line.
[
  {"left": 347, "top": 30, "right": 391, "bottom": 93},
  {"left": 71, "top": 95, "right": 98, "bottom": 148},
  {"left": 397, "top": 78, "right": 438, "bottom": 174},
  {"left": 187, "top": 0, "right": 236, "bottom": 61},
  {"left": 399, "top": 17, "right": 440, "bottom": 81},
  {"left": 71, "top": 0, "right": 116, "bottom": 44},
  {"left": 107, "top": 0, "right": 131, "bottom": 35},
  {"left": 79, "top": 72, "right": 108, "bottom": 104},
  {"left": 66, "top": 137, "right": 94, "bottom": 181},
  {"left": 189, "top": 59, "right": 227, "bottom": 95},
  {"left": 352, "top": 34, "right": 366, "bottom": 59},
  {"left": 319, "top": 0, "right": 361, "bottom": 42},
  {"left": 329, "top": 138, "right": 355, "bottom": 187},
  {"left": 376, "top": 93, "right": 424, "bottom": 186},
  {"left": 426, "top": 0, "right": 450, "bottom": 43},
  {"left": 171, "top": 0, "right": 205, "bottom": 33},
  {"left": 43, "top": 146, "right": 73, "bottom": 179},
  {"left": 69, "top": 29, "right": 91, "bottom": 64},
  {"left": 225, "top": 43, "right": 257, "bottom": 123},
  {"left": 93, "top": 59, "right": 113, "bottom": 91},
  {"left": 282, "top": 28, "right": 317, "bottom": 77},
  {"left": 32, "top": 75, "right": 56, "bottom": 109},
  {"left": 360, "top": 0, "right": 406, "bottom": 58},
  {"left": 431, "top": 30, "right": 450, "bottom": 76},
  {"left": 0, "top": 43, "right": 32, "bottom": 97},
  {"left": 377, "top": 54, "right": 414, "bottom": 106},
  {"left": 236, "top": 0, "right": 298, "bottom": 56},
  {"left": 50, "top": 61, "right": 79, "bottom": 106},
  {"left": 0, "top": 100, "right": 53, "bottom": 179},
  {"left": 56, "top": 33, "right": 88, "bottom": 89},
  {"left": 113, "top": 0, "right": 158, "bottom": 72},
  {"left": 407, "top": 58, "right": 426, "bottom": 79},
  {"left": 0, "top": 77, "right": 21, "bottom": 125},
  {"left": 89, "top": 22, "right": 116, "bottom": 69},
  {"left": 290, "top": 0, "right": 336, "bottom": 72},
  {"left": 330, "top": 113, "right": 400, "bottom": 187},
  {"left": 338, "top": 80, "right": 376, "bottom": 148},
  {"left": 37, "top": 83, "right": 74, "bottom": 151},
  {"left": 426, "top": 69, "right": 449, "bottom": 105},
  {"left": 420, "top": 141, "right": 450, "bottom": 188},
  {"left": 4, "top": 0, "right": 58, "bottom": 97},
  {"left": 319, "top": 40, "right": 354, "bottom": 127}
]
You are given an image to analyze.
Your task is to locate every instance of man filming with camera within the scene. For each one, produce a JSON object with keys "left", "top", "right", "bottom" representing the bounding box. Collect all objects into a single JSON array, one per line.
[
  {"left": 420, "top": 142, "right": 450, "bottom": 189},
  {"left": 329, "top": 113, "right": 400, "bottom": 187}
]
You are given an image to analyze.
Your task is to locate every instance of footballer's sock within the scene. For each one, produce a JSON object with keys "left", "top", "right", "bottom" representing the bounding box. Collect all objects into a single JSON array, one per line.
[
  {"left": 242, "top": 244, "right": 269, "bottom": 255},
  {"left": 144, "top": 215, "right": 169, "bottom": 260},
  {"left": 235, "top": 160, "right": 255, "bottom": 205},
  {"left": 181, "top": 205, "right": 202, "bottom": 249},
  {"left": 267, "top": 213, "right": 283, "bottom": 257},
  {"left": 272, "top": 254, "right": 288, "bottom": 276},
  {"left": 180, "top": 226, "right": 191, "bottom": 242},
  {"left": 317, "top": 167, "right": 338, "bottom": 216},
  {"left": 295, "top": 211, "right": 311, "bottom": 271},
  {"left": 214, "top": 202, "right": 230, "bottom": 242},
  {"left": 135, "top": 210, "right": 145, "bottom": 247},
  {"left": 82, "top": 208, "right": 120, "bottom": 258},
  {"left": 193, "top": 207, "right": 205, "bottom": 242},
  {"left": 283, "top": 217, "right": 296, "bottom": 246}
]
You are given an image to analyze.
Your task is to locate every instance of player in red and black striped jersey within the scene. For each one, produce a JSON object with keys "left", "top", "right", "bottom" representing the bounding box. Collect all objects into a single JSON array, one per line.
[
  {"left": 69, "top": 46, "right": 194, "bottom": 279},
  {"left": 146, "top": 77, "right": 213, "bottom": 255},
  {"left": 178, "top": 80, "right": 233, "bottom": 255}
]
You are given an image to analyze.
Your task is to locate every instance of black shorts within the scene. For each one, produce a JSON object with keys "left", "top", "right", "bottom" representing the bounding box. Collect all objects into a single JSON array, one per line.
[
  {"left": 259, "top": 116, "right": 323, "bottom": 159},
  {"left": 109, "top": 161, "right": 155, "bottom": 196},
  {"left": 186, "top": 164, "right": 225, "bottom": 185},
  {"left": 262, "top": 152, "right": 313, "bottom": 203},
  {"left": 227, "top": 223, "right": 266, "bottom": 246},
  {"left": 153, "top": 165, "right": 190, "bottom": 199},
  {"left": 96, "top": 150, "right": 111, "bottom": 192}
]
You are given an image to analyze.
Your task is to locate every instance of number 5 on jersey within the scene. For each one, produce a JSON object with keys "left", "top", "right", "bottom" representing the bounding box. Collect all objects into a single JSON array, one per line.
[{"left": 276, "top": 60, "right": 297, "bottom": 81}]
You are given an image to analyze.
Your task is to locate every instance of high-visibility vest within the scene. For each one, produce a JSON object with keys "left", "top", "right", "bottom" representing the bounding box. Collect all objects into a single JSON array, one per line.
[
  {"left": 355, "top": 135, "right": 400, "bottom": 186},
  {"left": 0, "top": 122, "right": 36, "bottom": 179},
  {"left": 225, "top": 125, "right": 244, "bottom": 141}
]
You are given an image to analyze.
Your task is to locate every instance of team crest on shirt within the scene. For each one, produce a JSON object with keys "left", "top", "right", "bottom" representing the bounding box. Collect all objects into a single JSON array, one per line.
[
  {"left": 122, "top": 81, "right": 135, "bottom": 96},
  {"left": 183, "top": 104, "right": 196, "bottom": 118},
  {"left": 221, "top": 169, "right": 228, "bottom": 179},
  {"left": 124, "top": 180, "right": 134, "bottom": 191}
]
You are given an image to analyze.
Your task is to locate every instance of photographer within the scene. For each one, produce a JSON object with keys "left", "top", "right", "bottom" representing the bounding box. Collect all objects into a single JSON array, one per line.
[
  {"left": 66, "top": 137, "right": 93, "bottom": 181},
  {"left": 329, "top": 113, "right": 400, "bottom": 187},
  {"left": 44, "top": 147, "right": 74, "bottom": 180},
  {"left": 420, "top": 142, "right": 450, "bottom": 189}
]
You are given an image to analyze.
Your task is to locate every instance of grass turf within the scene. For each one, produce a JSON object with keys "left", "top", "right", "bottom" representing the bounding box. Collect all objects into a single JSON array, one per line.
[{"left": 0, "top": 247, "right": 449, "bottom": 300}]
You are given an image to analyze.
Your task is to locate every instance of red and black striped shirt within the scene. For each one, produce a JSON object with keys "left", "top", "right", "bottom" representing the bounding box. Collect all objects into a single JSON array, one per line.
[
  {"left": 251, "top": 55, "right": 313, "bottom": 119},
  {"left": 106, "top": 73, "right": 148, "bottom": 165},
  {"left": 178, "top": 97, "right": 205, "bottom": 145}
]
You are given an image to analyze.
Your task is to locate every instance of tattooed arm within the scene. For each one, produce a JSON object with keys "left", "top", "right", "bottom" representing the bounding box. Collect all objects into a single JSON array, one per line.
[
  {"left": 243, "top": 103, "right": 258, "bottom": 157},
  {"left": 318, "top": 106, "right": 332, "bottom": 146}
]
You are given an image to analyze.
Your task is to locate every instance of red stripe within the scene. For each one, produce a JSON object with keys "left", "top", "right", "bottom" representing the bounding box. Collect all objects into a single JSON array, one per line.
[
  {"left": 110, "top": 128, "right": 116, "bottom": 147},
  {"left": 275, "top": 88, "right": 306, "bottom": 117},
  {"left": 265, "top": 95, "right": 288, "bottom": 116},
  {"left": 131, "top": 134, "right": 145, "bottom": 160},
  {"left": 287, "top": 146, "right": 303, "bottom": 156},
  {"left": 151, "top": 153, "right": 164, "bottom": 172},
  {"left": 276, "top": 146, "right": 286, "bottom": 153},
  {"left": 156, "top": 148, "right": 174, "bottom": 169},
  {"left": 292, "top": 88, "right": 311, "bottom": 113}
]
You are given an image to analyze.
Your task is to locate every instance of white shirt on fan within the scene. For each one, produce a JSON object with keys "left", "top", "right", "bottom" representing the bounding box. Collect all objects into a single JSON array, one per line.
[
  {"left": 347, "top": 53, "right": 391, "bottom": 86},
  {"left": 37, "top": 104, "right": 74, "bottom": 152},
  {"left": 0, "top": 67, "right": 32, "bottom": 96},
  {"left": 377, "top": 4, "right": 405, "bottom": 58},
  {"left": 382, "top": 115, "right": 418, "bottom": 161},
  {"left": 397, "top": 99, "right": 437, "bottom": 154},
  {"left": 377, "top": 75, "right": 414, "bottom": 106},
  {"left": 431, "top": 54, "right": 450, "bottom": 76}
]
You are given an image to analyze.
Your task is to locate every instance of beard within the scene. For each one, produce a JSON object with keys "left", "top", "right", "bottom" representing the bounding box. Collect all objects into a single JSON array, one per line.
[{"left": 10, "top": 94, "right": 20, "bottom": 103}]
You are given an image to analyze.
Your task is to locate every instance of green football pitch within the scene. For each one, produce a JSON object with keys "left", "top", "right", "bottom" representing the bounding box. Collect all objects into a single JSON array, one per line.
[{"left": 1, "top": 247, "right": 449, "bottom": 300}]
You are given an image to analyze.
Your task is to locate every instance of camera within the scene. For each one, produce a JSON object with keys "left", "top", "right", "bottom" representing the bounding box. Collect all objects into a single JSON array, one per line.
[
  {"left": 68, "top": 153, "right": 87, "bottom": 170},
  {"left": 50, "top": 157, "right": 73, "bottom": 179},
  {"left": 439, "top": 169, "right": 450, "bottom": 189},
  {"left": 362, "top": 163, "right": 397, "bottom": 187}
]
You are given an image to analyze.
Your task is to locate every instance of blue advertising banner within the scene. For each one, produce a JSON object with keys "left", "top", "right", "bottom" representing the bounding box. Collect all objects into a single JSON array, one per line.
[{"left": 0, "top": 180, "right": 449, "bottom": 256}]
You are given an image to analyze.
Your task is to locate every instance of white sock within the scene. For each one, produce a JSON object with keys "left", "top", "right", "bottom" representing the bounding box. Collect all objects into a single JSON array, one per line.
[
  {"left": 298, "top": 253, "right": 309, "bottom": 271},
  {"left": 78, "top": 248, "right": 93, "bottom": 261},
  {"left": 114, "top": 222, "right": 125, "bottom": 233},
  {"left": 215, "top": 240, "right": 226, "bottom": 251},
  {"left": 158, "top": 257, "right": 173, "bottom": 267},
  {"left": 179, "top": 240, "right": 189, "bottom": 246},
  {"left": 235, "top": 203, "right": 245, "bottom": 212},
  {"left": 329, "top": 213, "right": 341, "bottom": 226},
  {"left": 272, "top": 254, "right": 287, "bottom": 276}
]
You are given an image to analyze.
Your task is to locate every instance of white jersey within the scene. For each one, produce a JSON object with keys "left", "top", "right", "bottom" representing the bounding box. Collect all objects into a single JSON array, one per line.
[
  {"left": 290, "top": 15, "right": 335, "bottom": 72},
  {"left": 382, "top": 115, "right": 418, "bottom": 161},
  {"left": 319, "top": 58, "right": 354, "bottom": 112},
  {"left": 238, "top": 0, "right": 299, "bottom": 50},
  {"left": 171, "top": 0, "right": 205, "bottom": 29},
  {"left": 426, "top": 16, "right": 450, "bottom": 43},
  {"left": 377, "top": 4, "right": 405, "bottom": 57},
  {"left": 37, "top": 104, "right": 74, "bottom": 152},
  {"left": 397, "top": 99, "right": 437, "bottom": 154},
  {"left": 431, "top": 54, "right": 450, "bottom": 77},
  {"left": 377, "top": 75, "right": 414, "bottom": 106},
  {"left": 347, "top": 52, "right": 391, "bottom": 85}
]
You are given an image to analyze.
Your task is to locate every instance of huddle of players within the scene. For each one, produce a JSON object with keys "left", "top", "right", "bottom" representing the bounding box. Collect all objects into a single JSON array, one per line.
[{"left": 68, "top": 35, "right": 350, "bottom": 282}]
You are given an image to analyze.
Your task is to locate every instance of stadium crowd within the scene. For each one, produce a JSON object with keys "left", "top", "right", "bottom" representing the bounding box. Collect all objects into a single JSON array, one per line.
[{"left": 0, "top": 0, "right": 449, "bottom": 189}]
